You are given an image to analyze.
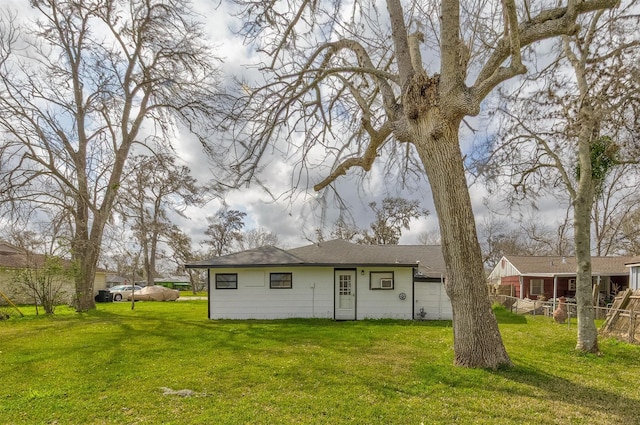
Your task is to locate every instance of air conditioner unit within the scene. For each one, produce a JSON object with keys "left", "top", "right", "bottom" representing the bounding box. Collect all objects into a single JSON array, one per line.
[{"left": 380, "top": 278, "right": 393, "bottom": 289}]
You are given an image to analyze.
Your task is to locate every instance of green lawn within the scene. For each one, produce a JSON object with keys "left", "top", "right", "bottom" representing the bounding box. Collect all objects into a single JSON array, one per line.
[{"left": 1, "top": 302, "right": 639, "bottom": 424}]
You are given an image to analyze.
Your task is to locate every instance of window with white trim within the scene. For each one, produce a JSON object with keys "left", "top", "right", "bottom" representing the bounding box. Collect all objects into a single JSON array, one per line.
[
  {"left": 632, "top": 267, "right": 640, "bottom": 290},
  {"left": 530, "top": 279, "right": 544, "bottom": 296},
  {"left": 568, "top": 279, "right": 576, "bottom": 291}
]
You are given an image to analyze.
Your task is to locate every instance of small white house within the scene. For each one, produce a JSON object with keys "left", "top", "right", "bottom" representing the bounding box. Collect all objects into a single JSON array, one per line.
[
  {"left": 186, "top": 239, "right": 451, "bottom": 321},
  {"left": 627, "top": 257, "right": 640, "bottom": 291}
]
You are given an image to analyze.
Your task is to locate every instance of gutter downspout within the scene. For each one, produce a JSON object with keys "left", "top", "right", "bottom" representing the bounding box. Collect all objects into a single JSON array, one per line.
[
  {"left": 553, "top": 275, "right": 558, "bottom": 311},
  {"left": 439, "top": 272, "right": 444, "bottom": 320},
  {"left": 207, "top": 269, "right": 211, "bottom": 319},
  {"left": 412, "top": 267, "right": 415, "bottom": 320}
]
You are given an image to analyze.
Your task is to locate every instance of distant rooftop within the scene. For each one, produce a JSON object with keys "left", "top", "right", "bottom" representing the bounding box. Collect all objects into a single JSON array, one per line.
[{"left": 502, "top": 255, "right": 634, "bottom": 276}]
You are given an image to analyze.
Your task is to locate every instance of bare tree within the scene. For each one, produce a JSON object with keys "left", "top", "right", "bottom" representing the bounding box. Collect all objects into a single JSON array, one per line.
[
  {"left": 619, "top": 208, "right": 640, "bottom": 255},
  {"left": 314, "top": 198, "right": 426, "bottom": 244},
  {"left": 0, "top": 228, "right": 40, "bottom": 254},
  {"left": 222, "top": 0, "right": 617, "bottom": 367},
  {"left": 478, "top": 5, "right": 639, "bottom": 352},
  {"left": 165, "top": 227, "right": 206, "bottom": 293},
  {"left": 118, "top": 154, "right": 206, "bottom": 287},
  {"left": 238, "top": 228, "right": 280, "bottom": 250},
  {"left": 4, "top": 235, "right": 77, "bottom": 315},
  {"left": 12, "top": 255, "right": 74, "bottom": 315},
  {"left": 315, "top": 215, "right": 361, "bottom": 243},
  {"left": 478, "top": 211, "right": 574, "bottom": 268},
  {"left": 2, "top": 228, "right": 72, "bottom": 314},
  {"left": 204, "top": 209, "right": 247, "bottom": 257},
  {"left": 0, "top": 1, "right": 220, "bottom": 311},
  {"left": 417, "top": 229, "right": 441, "bottom": 246},
  {"left": 592, "top": 165, "right": 640, "bottom": 256},
  {"left": 0, "top": 206, "right": 75, "bottom": 258},
  {"left": 479, "top": 218, "right": 526, "bottom": 268},
  {"left": 360, "top": 197, "right": 428, "bottom": 245}
]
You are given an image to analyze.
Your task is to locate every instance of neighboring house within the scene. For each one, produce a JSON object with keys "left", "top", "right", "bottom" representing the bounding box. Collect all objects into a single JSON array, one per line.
[
  {"left": 186, "top": 239, "right": 450, "bottom": 321},
  {"left": 488, "top": 255, "right": 632, "bottom": 303},
  {"left": 0, "top": 241, "right": 107, "bottom": 304},
  {"left": 94, "top": 269, "right": 108, "bottom": 292},
  {"left": 626, "top": 257, "right": 640, "bottom": 291},
  {"left": 154, "top": 276, "right": 192, "bottom": 291},
  {"left": 106, "top": 274, "right": 127, "bottom": 288}
]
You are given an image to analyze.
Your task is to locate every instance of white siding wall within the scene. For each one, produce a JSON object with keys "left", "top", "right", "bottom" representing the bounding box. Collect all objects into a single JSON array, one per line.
[
  {"left": 487, "top": 257, "right": 520, "bottom": 286},
  {"left": 208, "top": 267, "right": 334, "bottom": 319},
  {"left": 356, "top": 268, "right": 414, "bottom": 319},
  {"left": 208, "top": 266, "right": 433, "bottom": 320},
  {"left": 414, "top": 281, "right": 452, "bottom": 320},
  {"left": 631, "top": 266, "right": 640, "bottom": 291}
]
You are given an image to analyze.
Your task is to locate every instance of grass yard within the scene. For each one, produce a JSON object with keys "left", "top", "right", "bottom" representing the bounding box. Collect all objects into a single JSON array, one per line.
[{"left": 1, "top": 302, "right": 639, "bottom": 425}]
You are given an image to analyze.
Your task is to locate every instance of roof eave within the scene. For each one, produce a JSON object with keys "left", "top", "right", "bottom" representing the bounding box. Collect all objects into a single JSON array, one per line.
[
  {"left": 185, "top": 262, "right": 418, "bottom": 269},
  {"left": 520, "top": 272, "right": 629, "bottom": 277}
]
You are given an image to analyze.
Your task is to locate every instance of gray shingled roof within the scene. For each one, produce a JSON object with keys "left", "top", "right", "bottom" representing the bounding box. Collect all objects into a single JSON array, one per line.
[
  {"left": 506, "top": 255, "right": 634, "bottom": 276},
  {"left": 625, "top": 256, "right": 640, "bottom": 266},
  {"left": 0, "top": 242, "right": 23, "bottom": 255},
  {"left": 0, "top": 244, "right": 77, "bottom": 270},
  {"left": 0, "top": 242, "right": 49, "bottom": 269},
  {"left": 186, "top": 239, "right": 446, "bottom": 276},
  {"left": 186, "top": 246, "right": 305, "bottom": 268}
]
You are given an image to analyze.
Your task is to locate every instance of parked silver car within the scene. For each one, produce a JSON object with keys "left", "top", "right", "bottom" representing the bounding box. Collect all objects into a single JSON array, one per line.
[{"left": 109, "top": 285, "right": 142, "bottom": 301}]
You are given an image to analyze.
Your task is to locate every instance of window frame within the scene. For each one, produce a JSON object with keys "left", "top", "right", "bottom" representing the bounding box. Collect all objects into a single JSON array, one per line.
[
  {"left": 215, "top": 273, "right": 238, "bottom": 290},
  {"left": 369, "top": 271, "right": 395, "bottom": 290},
  {"left": 270, "top": 272, "right": 293, "bottom": 289},
  {"left": 530, "top": 278, "right": 544, "bottom": 296}
]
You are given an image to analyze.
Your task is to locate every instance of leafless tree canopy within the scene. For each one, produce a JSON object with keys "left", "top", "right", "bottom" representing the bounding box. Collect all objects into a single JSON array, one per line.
[
  {"left": 222, "top": 0, "right": 618, "bottom": 187},
  {"left": 117, "top": 153, "right": 207, "bottom": 286},
  {"left": 204, "top": 208, "right": 247, "bottom": 257},
  {"left": 316, "top": 197, "right": 428, "bottom": 244},
  {"left": 477, "top": 4, "right": 639, "bottom": 199},
  {"left": 0, "top": 0, "right": 222, "bottom": 311},
  {"left": 474, "top": 2, "right": 639, "bottom": 352}
]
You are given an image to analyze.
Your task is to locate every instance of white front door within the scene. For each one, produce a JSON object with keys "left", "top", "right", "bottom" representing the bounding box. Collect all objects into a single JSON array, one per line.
[{"left": 335, "top": 270, "right": 356, "bottom": 320}]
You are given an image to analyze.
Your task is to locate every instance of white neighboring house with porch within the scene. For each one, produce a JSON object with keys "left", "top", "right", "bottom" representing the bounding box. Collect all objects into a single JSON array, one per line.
[{"left": 185, "top": 239, "right": 451, "bottom": 321}]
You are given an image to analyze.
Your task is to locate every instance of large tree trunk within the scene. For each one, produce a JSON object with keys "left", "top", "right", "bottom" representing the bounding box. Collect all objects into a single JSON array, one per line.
[
  {"left": 147, "top": 227, "right": 159, "bottom": 287},
  {"left": 72, "top": 199, "right": 109, "bottom": 312},
  {"left": 74, "top": 243, "right": 99, "bottom": 312},
  {"left": 574, "top": 102, "right": 599, "bottom": 353},
  {"left": 72, "top": 231, "right": 99, "bottom": 312},
  {"left": 414, "top": 116, "right": 512, "bottom": 369},
  {"left": 574, "top": 200, "right": 598, "bottom": 352}
]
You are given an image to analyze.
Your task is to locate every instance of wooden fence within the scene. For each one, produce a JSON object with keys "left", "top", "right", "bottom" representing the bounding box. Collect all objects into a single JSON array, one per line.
[{"left": 600, "top": 289, "right": 640, "bottom": 345}]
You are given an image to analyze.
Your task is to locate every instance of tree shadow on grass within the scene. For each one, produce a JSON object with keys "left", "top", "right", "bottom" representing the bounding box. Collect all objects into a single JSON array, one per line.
[
  {"left": 494, "top": 365, "right": 640, "bottom": 422},
  {"left": 414, "top": 362, "right": 639, "bottom": 423}
]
